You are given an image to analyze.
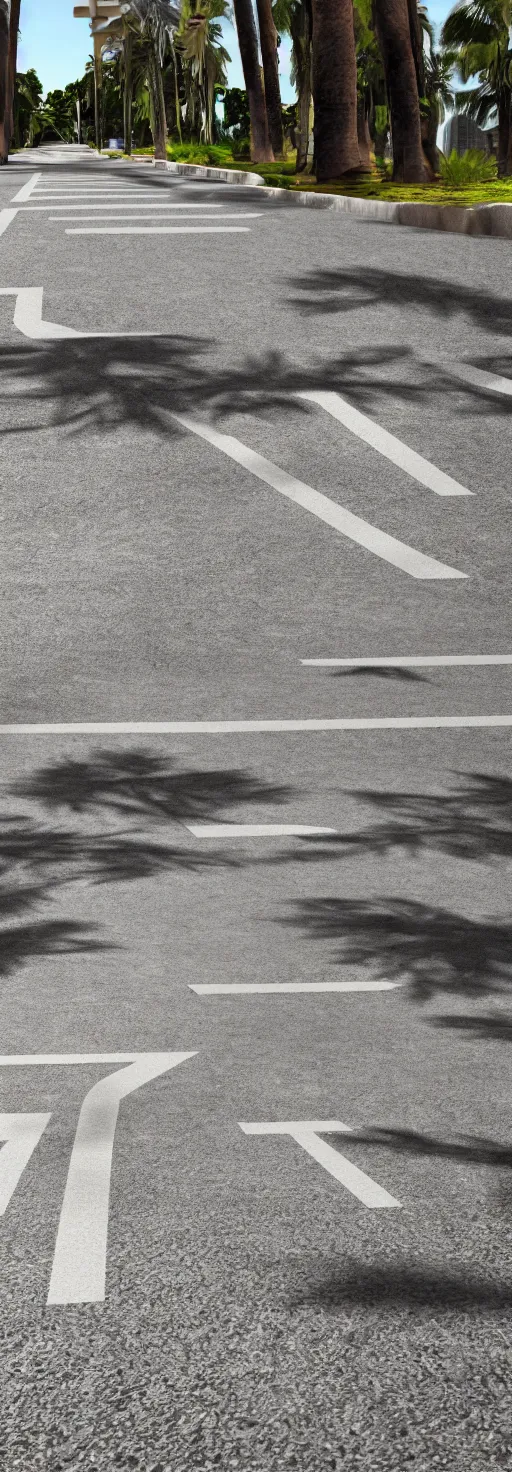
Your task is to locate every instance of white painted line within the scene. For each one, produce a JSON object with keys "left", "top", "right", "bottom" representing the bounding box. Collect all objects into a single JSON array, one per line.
[
  {"left": 0, "top": 209, "right": 17, "bottom": 236},
  {"left": 0, "top": 1113, "right": 51, "bottom": 1215},
  {"left": 444, "top": 361, "right": 512, "bottom": 398},
  {"left": 185, "top": 823, "right": 336, "bottom": 837},
  {"left": 20, "top": 202, "right": 224, "bottom": 210},
  {"left": 173, "top": 414, "right": 466, "bottom": 580},
  {"left": 298, "top": 389, "right": 472, "bottom": 498},
  {"left": 2, "top": 716, "right": 512, "bottom": 734},
  {"left": 190, "top": 981, "right": 400, "bottom": 994},
  {"left": 65, "top": 226, "right": 252, "bottom": 235},
  {"left": 51, "top": 213, "right": 261, "bottom": 223},
  {"left": 239, "top": 1120, "right": 401, "bottom": 1208},
  {"left": 0, "top": 286, "right": 174, "bottom": 340},
  {"left": 11, "top": 171, "right": 41, "bottom": 201},
  {"left": 47, "top": 1052, "right": 195, "bottom": 1305},
  {"left": 301, "top": 654, "right": 512, "bottom": 667}
]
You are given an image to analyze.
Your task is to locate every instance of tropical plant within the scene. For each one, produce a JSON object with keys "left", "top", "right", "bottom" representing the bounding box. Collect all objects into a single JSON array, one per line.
[
  {"left": 273, "top": 0, "right": 312, "bottom": 170},
  {"left": 422, "top": 45, "right": 457, "bottom": 172},
  {"left": 439, "top": 143, "right": 497, "bottom": 180},
  {"left": 256, "top": 0, "right": 283, "bottom": 154},
  {"left": 442, "top": 0, "right": 512, "bottom": 175},
  {"left": 12, "top": 66, "right": 43, "bottom": 146},
  {"left": 177, "top": 0, "right": 230, "bottom": 146}
]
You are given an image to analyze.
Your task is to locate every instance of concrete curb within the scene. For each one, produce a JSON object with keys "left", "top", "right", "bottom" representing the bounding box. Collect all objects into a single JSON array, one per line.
[{"left": 162, "top": 159, "right": 512, "bottom": 239}]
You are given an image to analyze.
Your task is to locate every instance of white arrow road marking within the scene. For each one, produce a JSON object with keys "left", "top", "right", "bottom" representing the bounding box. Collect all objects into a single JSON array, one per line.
[
  {"left": 191, "top": 981, "right": 400, "bottom": 994},
  {"left": 47, "top": 1052, "right": 195, "bottom": 1305},
  {"left": 0, "top": 1114, "right": 51, "bottom": 1214},
  {"left": 173, "top": 415, "right": 466, "bottom": 580},
  {"left": 239, "top": 1120, "right": 401, "bottom": 1207},
  {"left": 297, "top": 390, "right": 472, "bottom": 497},
  {"left": 0, "top": 1052, "right": 195, "bottom": 1305},
  {"left": 11, "top": 171, "right": 41, "bottom": 202}
]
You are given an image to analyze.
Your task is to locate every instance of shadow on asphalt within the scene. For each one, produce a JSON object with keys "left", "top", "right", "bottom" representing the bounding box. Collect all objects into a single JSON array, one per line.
[
  {"left": 291, "top": 1261, "right": 512, "bottom": 1312},
  {"left": 327, "top": 666, "right": 429, "bottom": 682},
  {"left": 429, "top": 1012, "right": 512, "bottom": 1042},
  {"left": 0, "top": 748, "right": 293, "bottom": 976},
  {"left": 327, "top": 1124, "right": 512, "bottom": 1168},
  {"left": 0, "top": 332, "right": 500, "bottom": 440},
  {"left": 281, "top": 896, "right": 512, "bottom": 1003}
]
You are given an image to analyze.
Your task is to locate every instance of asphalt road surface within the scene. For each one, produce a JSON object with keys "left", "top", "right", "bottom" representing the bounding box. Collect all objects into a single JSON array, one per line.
[{"left": 1, "top": 145, "right": 512, "bottom": 1471}]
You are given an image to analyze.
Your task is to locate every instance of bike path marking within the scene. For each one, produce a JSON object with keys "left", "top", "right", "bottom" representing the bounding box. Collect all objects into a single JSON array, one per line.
[
  {"left": 240, "top": 1120, "right": 401, "bottom": 1207},
  {"left": 297, "top": 389, "right": 472, "bottom": 498},
  {"left": 173, "top": 415, "right": 466, "bottom": 580}
]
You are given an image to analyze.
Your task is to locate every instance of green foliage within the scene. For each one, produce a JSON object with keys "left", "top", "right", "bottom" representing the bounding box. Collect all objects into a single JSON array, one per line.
[
  {"left": 219, "top": 85, "right": 251, "bottom": 137},
  {"left": 438, "top": 145, "right": 498, "bottom": 182}
]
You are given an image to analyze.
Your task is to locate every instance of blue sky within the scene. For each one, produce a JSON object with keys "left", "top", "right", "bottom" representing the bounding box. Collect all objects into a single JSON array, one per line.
[{"left": 18, "top": 0, "right": 454, "bottom": 100}]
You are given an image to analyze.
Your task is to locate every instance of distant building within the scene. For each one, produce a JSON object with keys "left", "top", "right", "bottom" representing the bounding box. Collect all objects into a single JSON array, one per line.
[{"left": 443, "top": 114, "right": 489, "bottom": 154}]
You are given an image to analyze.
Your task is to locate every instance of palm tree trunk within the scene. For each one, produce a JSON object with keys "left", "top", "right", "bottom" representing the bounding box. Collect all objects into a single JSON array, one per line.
[
  {"left": 5, "top": 0, "right": 19, "bottom": 156},
  {"left": 93, "top": 36, "right": 103, "bottom": 152},
  {"left": 291, "top": 0, "right": 312, "bottom": 171},
  {"left": 232, "top": 0, "right": 273, "bottom": 161},
  {"left": 123, "top": 29, "right": 133, "bottom": 154},
  {"left": 357, "top": 96, "right": 373, "bottom": 171},
  {"left": 311, "top": 0, "right": 360, "bottom": 181},
  {"left": 0, "top": 0, "right": 10, "bottom": 164},
  {"left": 497, "top": 92, "right": 511, "bottom": 177},
  {"left": 373, "top": 0, "right": 427, "bottom": 182},
  {"left": 147, "top": 39, "right": 167, "bottom": 160},
  {"left": 256, "top": 0, "right": 283, "bottom": 155}
]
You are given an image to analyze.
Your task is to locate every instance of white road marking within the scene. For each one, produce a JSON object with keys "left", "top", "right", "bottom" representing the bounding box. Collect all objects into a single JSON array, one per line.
[
  {"left": 441, "top": 361, "right": 512, "bottom": 397},
  {"left": 20, "top": 202, "right": 224, "bottom": 210},
  {"left": 191, "top": 981, "right": 400, "bottom": 994},
  {"left": 0, "top": 209, "right": 17, "bottom": 235},
  {"left": 0, "top": 285, "right": 171, "bottom": 340},
  {"left": 186, "top": 823, "right": 336, "bottom": 837},
  {"left": 47, "top": 1052, "right": 195, "bottom": 1305},
  {"left": 3, "top": 715, "right": 512, "bottom": 734},
  {"left": 0, "top": 1114, "right": 51, "bottom": 1214},
  {"left": 239, "top": 1120, "right": 401, "bottom": 1207},
  {"left": 51, "top": 213, "right": 261, "bottom": 223},
  {"left": 301, "top": 654, "right": 512, "bottom": 667},
  {"left": 298, "top": 390, "right": 472, "bottom": 498},
  {"left": 11, "top": 172, "right": 41, "bottom": 201},
  {"left": 65, "top": 226, "right": 252, "bottom": 235},
  {"left": 173, "top": 415, "right": 466, "bottom": 580}
]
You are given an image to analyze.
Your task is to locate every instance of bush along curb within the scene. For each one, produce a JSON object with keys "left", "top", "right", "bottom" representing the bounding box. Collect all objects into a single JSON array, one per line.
[{"left": 159, "top": 160, "right": 512, "bottom": 240}]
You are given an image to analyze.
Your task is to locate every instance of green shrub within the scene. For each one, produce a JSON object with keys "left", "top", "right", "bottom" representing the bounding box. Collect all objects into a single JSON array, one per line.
[{"left": 439, "top": 148, "right": 497, "bottom": 186}]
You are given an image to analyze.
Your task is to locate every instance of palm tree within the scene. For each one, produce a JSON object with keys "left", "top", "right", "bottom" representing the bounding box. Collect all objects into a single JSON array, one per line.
[
  {"left": 442, "top": 0, "right": 512, "bottom": 175},
  {"left": 0, "top": 0, "right": 10, "bottom": 163},
  {"left": 232, "top": 0, "right": 274, "bottom": 160},
  {"left": 373, "top": 0, "right": 428, "bottom": 180},
  {"left": 311, "top": 0, "right": 361, "bottom": 179},
  {"left": 128, "top": 0, "right": 180, "bottom": 158},
  {"left": 256, "top": 0, "right": 284, "bottom": 154},
  {"left": 273, "top": 0, "right": 312, "bottom": 170},
  {"left": 178, "top": 0, "right": 230, "bottom": 145},
  {"left": 423, "top": 45, "right": 456, "bottom": 171}
]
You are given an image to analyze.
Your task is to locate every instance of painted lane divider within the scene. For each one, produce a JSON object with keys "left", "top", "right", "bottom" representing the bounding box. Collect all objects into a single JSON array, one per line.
[
  {"left": 0, "top": 1052, "right": 196, "bottom": 1305},
  {"left": 186, "top": 823, "right": 336, "bottom": 838},
  {"left": 50, "top": 213, "right": 261, "bottom": 223},
  {"left": 64, "top": 226, "right": 252, "bottom": 236},
  {"left": 191, "top": 981, "right": 400, "bottom": 994},
  {"left": 173, "top": 415, "right": 466, "bottom": 580},
  {"left": 0, "top": 209, "right": 17, "bottom": 236},
  {"left": 297, "top": 390, "right": 472, "bottom": 498},
  {"left": 438, "top": 360, "right": 512, "bottom": 398},
  {"left": 11, "top": 171, "right": 41, "bottom": 202},
  {"left": 0, "top": 287, "right": 174, "bottom": 340},
  {"left": 20, "top": 202, "right": 225, "bottom": 211},
  {"left": 301, "top": 654, "right": 512, "bottom": 668},
  {"left": 239, "top": 1120, "right": 401, "bottom": 1208},
  {"left": 3, "top": 716, "right": 512, "bottom": 734}
]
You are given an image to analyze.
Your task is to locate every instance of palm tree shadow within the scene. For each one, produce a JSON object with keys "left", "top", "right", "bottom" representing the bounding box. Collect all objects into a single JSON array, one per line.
[
  {"left": 328, "top": 666, "right": 428, "bottom": 682},
  {"left": 1, "top": 747, "right": 296, "bottom": 976},
  {"left": 281, "top": 896, "right": 512, "bottom": 1002}
]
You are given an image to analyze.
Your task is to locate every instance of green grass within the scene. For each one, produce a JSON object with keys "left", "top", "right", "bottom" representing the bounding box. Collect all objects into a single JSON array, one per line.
[{"left": 103, "top": 144, "right": 512, "bottom": 206}]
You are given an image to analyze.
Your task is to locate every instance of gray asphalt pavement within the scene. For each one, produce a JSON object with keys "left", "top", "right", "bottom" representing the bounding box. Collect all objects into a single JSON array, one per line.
[{"left": 1, "top": 149, "right": 512, "bottom": 1471}]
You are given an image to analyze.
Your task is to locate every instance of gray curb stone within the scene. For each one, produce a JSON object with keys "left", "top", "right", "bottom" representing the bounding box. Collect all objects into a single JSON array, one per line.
[{"left": 162, "top": 160, "right": 512, "bottom": 239}]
